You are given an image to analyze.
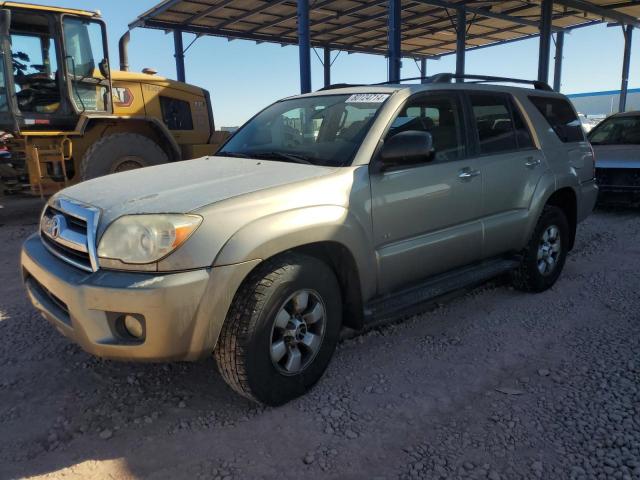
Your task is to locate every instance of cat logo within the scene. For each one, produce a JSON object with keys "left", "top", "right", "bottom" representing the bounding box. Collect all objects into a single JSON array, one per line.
[{"left": 113, "top": 87, "right": 134, "bottom": 108}]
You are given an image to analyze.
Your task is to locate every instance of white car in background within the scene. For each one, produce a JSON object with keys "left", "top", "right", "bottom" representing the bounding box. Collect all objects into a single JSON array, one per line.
[{"left": 578, "top": 113, "right": 599, "bottom": 133}]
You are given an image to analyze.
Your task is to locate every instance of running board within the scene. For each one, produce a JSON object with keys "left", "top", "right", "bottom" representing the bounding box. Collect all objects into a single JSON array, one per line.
[{"left": 363, "top": 257, "right": 521, "bottom": 326}]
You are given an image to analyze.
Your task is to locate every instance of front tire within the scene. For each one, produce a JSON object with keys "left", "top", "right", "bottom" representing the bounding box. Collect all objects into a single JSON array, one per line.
[
  {"left": 512, "top": 205, "right": 570, "bottom": 292},
  {"left": 80, "top": 133, "right": 169, "bottom": 180},
  {"left": 215, "top": 253, "right": 342, "bottom": 406}
]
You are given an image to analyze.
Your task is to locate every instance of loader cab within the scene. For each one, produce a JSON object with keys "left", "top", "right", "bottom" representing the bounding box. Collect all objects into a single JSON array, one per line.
[{"left": 0, "top": 6, "right": 111, "bottom": 133}]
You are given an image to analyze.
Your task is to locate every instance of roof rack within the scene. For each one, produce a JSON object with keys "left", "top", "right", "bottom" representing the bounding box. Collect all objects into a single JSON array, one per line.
[
  {"left": 375, "top": 73, "right": 553, "bottom": 91},
  {"left": 317, "top": 83, "right": 363, "bottom": 91},
  {"left": 428, "top": 73, "right": 553, "bottom": 91}
]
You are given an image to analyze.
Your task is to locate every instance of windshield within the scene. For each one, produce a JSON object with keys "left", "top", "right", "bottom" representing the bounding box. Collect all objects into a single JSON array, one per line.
[
  {"left": 218, "top": 93, "right": 390, "bottom": 166},
  {"left": 6, "top": 11, "right": 62, "bottom": 115},
  {"left": 589, "top": 115, "right": 640, "bottom": 145}
]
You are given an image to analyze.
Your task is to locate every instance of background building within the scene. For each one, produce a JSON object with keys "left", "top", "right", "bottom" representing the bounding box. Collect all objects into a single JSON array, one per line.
[{"left": 568, "top": 88, "right": 640, "bottom": 117}]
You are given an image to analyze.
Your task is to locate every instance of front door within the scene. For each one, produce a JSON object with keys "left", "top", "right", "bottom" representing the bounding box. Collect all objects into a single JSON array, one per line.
[{"left": 370, "top": 92, "right": 484, "bottom": 294}]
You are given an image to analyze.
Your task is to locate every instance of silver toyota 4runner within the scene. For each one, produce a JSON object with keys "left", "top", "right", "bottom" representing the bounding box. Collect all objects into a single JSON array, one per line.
[{"left": 21, "top": 74, "right": 598, "bottom": 405}]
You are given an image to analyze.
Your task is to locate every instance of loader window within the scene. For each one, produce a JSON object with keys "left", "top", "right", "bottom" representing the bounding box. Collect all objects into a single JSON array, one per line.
[
  {"left": 160, "top": 97, "right": 193, "bottom": 130},
  {"left": 10, "top": 33, "right": 61, "bottom": 113},
  {"left": 63, "top": 17, "right": 108, "bottom": 112}
]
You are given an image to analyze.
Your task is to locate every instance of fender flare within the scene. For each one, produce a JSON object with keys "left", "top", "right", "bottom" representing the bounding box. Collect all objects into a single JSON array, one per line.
[
  {"left": 76, "top": 115, "right": 182, "bottom": 162},
  {"left": 213, "top": 205, "right": 377, "bottom": 301},
  {"left": 523, "top": 172, "right": 578, "bottom": 247}
]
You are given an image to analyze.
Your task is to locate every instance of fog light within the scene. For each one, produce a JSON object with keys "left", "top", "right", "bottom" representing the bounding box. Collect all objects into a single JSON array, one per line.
[{"left": 123, "top": 315, "right": 144, "bottom": 339}]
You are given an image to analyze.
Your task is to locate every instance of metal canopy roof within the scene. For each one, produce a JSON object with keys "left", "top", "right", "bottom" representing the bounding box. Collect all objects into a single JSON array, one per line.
[{"left": 131, "top": 0, "right": 640, "bottom": 59}]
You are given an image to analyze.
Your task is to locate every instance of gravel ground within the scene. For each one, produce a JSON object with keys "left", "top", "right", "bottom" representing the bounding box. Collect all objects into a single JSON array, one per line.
[{"left": 1, "top": 196, "right": 639, "bottom": 480}]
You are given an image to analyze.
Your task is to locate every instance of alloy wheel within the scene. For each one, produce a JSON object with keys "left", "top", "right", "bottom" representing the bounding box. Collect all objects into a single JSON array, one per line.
[{"left": 270, "top": 290, "right": 326, "bottom": 375}]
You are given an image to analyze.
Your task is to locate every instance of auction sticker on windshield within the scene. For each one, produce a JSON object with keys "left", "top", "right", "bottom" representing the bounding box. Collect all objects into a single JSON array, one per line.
[{"left": 346, "top": 93, "right": 390, "bottom": 103}]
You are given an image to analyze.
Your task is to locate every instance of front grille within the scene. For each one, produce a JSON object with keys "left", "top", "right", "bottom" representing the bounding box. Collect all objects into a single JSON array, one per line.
[
  {"left": 596, "top": 168, "right": 640, "bottom": 188},
  {"left": 39, "top": 197, "right": 100, "bottom": 272},
  {"left": 42, "top": 233, "right": 92, "bottom": 270}
]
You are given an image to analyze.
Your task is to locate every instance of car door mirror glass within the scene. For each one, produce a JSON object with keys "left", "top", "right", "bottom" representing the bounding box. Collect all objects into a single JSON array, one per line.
[{"left": 379, "top": 130, "right": 435, "bottom": 166}]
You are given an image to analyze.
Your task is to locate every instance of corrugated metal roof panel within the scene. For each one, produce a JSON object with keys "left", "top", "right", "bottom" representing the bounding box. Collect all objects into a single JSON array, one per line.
[{"left": 130, "top": 1, "right": 640, "bottom": 59}]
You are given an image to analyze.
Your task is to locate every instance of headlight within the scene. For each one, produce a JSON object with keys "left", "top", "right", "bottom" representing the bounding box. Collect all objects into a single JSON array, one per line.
[{"left": 97, "top": 214, "right": 202, "bottom": 267}]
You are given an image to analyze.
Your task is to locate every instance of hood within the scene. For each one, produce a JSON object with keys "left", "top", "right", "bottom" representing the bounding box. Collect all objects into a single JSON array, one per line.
[
  {"left": 593, "top": 144, "right": 640, "bottom": 169},
  {"left": 59, "top": 156, "right": 336, "bottom": 229}
]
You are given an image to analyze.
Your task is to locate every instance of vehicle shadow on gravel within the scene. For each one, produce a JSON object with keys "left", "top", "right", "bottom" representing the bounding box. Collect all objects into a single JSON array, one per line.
[
  {"left": 0, "top": 305, "right": 266, "bottom": 479},
  {"left": 0, "top": 218, "right": 263, "bottom": 479}
]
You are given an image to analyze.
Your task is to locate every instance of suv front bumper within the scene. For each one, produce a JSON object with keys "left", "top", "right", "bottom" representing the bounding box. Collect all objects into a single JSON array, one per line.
[{"left": 21, "top": 234, "right": 259, "bottom": 362}]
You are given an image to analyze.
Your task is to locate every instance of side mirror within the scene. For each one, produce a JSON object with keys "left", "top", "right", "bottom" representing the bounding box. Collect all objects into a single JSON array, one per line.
[
  {"left": 0, "top": 9, "right": 11, "bottom": 37},
  {"left": 379, "top": 130, "right": 434, "bottom": 167},
  {"left": 98, "top": 58, "right": 110, "bottom": 79}
]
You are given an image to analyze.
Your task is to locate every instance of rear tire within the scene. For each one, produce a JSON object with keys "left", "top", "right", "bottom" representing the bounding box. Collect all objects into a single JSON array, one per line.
[
  {"left": 512, "top": 205, "right": 570, "bottom": 292},
  {"left": 80, "top": 133, "right": 169, "bottom": 180},
  {"left": 215, "top": 253, "right": 342, "bottom": 406}
]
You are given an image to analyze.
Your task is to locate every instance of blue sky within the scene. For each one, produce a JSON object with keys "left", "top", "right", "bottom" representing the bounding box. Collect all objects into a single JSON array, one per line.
[{"left": 26, "top": 0, "right": 640, "bottom": 126}]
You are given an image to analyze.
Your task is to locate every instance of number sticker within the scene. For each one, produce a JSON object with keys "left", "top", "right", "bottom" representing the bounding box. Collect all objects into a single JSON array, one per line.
[{"left": 345, "top": 93, "right": 390, "bottom": 104}]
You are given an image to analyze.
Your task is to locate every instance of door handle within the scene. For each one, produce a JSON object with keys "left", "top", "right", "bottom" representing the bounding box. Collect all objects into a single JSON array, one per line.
[
  {"left": 458, "top": 168, "right": 481, "bottom": 181},
  {"left": 525, "top": 157, "right": 541, "bottom": 168}
]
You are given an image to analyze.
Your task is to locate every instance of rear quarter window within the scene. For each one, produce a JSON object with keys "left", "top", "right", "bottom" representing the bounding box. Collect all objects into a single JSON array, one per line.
[{"left": 528, "top": 95, "right": 584, "bottom": 143}]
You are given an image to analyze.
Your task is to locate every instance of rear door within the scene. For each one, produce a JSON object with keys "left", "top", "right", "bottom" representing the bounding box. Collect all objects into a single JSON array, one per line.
[
  {"left": 529, "top": 95, "right": 594, "bottom": 184},
  {"left": 370, "top": 91, "right": 484, "bottom": 294},
  {"left": 465, "top": 92, "right": 546, "bottom": 258}
]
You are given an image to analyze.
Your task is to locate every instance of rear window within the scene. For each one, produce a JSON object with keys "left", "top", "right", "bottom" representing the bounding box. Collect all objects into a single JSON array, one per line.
[{"left": 529, "top": 96, "right": 584, "bottom": 143}]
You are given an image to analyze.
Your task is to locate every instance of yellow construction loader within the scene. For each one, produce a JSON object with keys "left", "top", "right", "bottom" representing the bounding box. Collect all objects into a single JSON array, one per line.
[{"left": 0, "top": 2, "right": 228, "bottom": 196}]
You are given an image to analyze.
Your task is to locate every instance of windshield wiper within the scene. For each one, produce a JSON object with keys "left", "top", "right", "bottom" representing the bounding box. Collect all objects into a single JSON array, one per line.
[
  {"left": 216, "top": 151, "right": 251, "bottom": 158},
  {"left": 249, "top": 151, "right": 313, "bottom": 165}
]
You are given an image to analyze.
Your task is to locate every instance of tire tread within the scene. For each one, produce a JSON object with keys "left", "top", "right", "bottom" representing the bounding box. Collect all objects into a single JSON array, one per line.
[
  {"left": 512, "top": 205, "right": 568, "bottom": 292},
  {"left": 80, "top": 132, "right": 168, "bottom": 180},
  {"left": 214, "top": 255, "right": 297, "bottom": 402}
]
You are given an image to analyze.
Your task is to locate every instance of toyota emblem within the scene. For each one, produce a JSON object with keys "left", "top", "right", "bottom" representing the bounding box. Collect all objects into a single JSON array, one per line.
[
  {"left": 51, "top": 216, "right": 61, "bottom": 238},
  {"left": 49, "top": 215, "right": 64, "bottom": 239}
]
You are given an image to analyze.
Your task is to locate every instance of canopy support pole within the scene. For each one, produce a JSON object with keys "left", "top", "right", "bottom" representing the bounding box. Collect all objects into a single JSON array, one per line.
[
  {"left": 388, "top": 0, "right": 401, "bottom": 82},
  {"left": 420, "top": 58, "right": 427, "bottom": 83},
  {"left": 553, "top": 31, "right": 564, "bottom": 92},
  {"left": 619, "top": 25, "right": 633, "bottom": 113},
  {"left": 456, "top": 7, "right": 466, "bottom": 80},
  {"left": 538, "top": 0, "right": 553, "bottom": 83},
  {"left": 173, "top": 29, "right": 186, "bottom": 82},
  {"left": 324, "top": 47, "right": 331, "bottom": 88},
  {"left": 297, "top": 0, "right": 311, "bottom": 94}
]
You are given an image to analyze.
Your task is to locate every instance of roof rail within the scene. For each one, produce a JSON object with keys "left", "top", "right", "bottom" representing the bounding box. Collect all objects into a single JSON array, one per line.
[
  {"left": 375, "top": 74, "right": 553, "bottom": 91},
  {"left": 317, "top": 83, "right": 363, "bottom": 91},
  {"left": 428, "top": 73, "right": 553, "bottom": 91},
  {"left": 318, "top": 74, "right": 553, "bottom": 92},
  {"left": 374, "top": 76, "right": 430, "bottom": 85}
]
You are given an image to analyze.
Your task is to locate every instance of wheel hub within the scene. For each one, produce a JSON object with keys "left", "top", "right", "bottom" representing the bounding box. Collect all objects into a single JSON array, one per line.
[
  {"left": 284, "top": 318, "right": 308, "bottom": 344},
  {"left": 269, "top": 290, "right": 326, "bottom": 375},
  {"left": 537, "top": 225, "right": 561, "bottom": 276}
]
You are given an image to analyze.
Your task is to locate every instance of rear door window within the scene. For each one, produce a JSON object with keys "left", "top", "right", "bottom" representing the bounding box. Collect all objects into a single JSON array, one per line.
[
  {"left": 529, "top": 96, "right": 584, "bottom": 143},
  {"left": 469, "top": 93, "right": 534, "bottom": 154}
]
